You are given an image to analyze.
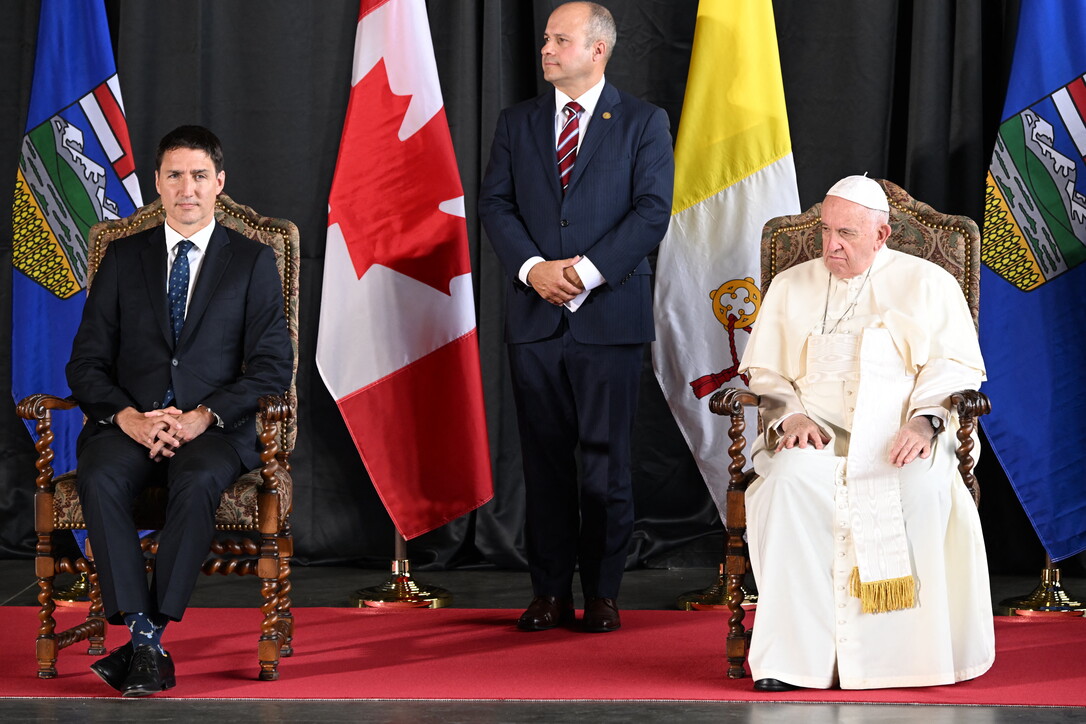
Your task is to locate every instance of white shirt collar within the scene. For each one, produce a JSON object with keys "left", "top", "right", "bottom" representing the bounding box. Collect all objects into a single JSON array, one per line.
[
  {"left": 163, "top": 218, "right": 216, "bottom": 254},
  {"left": 555, "top": 75, "right": 606, "bottom": 120}
]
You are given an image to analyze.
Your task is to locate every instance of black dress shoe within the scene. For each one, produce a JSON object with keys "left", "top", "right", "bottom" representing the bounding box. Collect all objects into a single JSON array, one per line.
[
  {"left": 582, "top": 597, "right": 621, "bottom": 633},
  {"left": 753, "top": 678, "right": 799, "bottom": 692},
  {"left": 90, "top": 642, "right": 134, "bottom": 692},
  {"left": 517, "top": 596, "right": 575, "bottom": 631},
  {"left": 121, "top": 645, "right": 176, "bottom": 697}
]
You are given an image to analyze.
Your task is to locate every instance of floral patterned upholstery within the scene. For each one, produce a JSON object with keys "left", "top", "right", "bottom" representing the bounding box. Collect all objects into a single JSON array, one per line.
[{"left": 50, "top": 468, "right": 293, "bottom": 531}]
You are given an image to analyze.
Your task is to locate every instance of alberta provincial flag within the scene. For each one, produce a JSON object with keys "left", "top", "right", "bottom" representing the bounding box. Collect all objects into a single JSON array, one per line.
[
  {"left": 316, "top": 0, "right": 494, "bottom": 539},
  {"left": 982, "top": 0, "right": 1086, "bottom": 561},
  {"left": 651, "top": 0, "right": 800, "bottom": 517},
  {"left": 12, "top": 0, "right": 142, "bottom": 472}
]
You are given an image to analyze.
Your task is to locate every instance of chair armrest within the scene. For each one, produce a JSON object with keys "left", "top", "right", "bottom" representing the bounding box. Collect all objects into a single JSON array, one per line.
[
  {"left": 16, "top": 394, "right": 79, "bottom": 492},
  {"left": 256, "top": 394, "right": 293, "bottom": 493},
  {"left": 949, "top": 389, "right": 990, "bottom": 507},
  {"left": 950, "top": 389, "right": 991, "bottom": 420},
  {"left": 16, "top": 394, "right": 79, "bottom": 420},
  {"left": 257, "top": 393, "right": 292, "bottom": 425},
  {"left": 709, "top": 388, "right": 760, "bottom": 486},
  {"left": 709, "top": 388, "right": 760, "bottom": 417}
]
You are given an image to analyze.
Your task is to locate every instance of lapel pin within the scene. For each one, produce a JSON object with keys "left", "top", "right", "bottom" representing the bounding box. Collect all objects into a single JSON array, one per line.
[{"left": 602, "top": 112, "right": 612, "bottom": 120}]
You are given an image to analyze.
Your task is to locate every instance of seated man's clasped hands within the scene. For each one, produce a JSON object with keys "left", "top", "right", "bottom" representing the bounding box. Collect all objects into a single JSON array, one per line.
[{"left": 116, "top": 406, "right": 214, "bottom": 461}]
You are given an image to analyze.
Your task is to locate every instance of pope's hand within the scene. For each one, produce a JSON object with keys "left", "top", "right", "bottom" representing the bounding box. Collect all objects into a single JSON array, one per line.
[
  {"left": 889, "top": 416, "right": 936, "bottom": 468},
  {"left": 776, "top": 414, "right": 830, "bottom": 452}
]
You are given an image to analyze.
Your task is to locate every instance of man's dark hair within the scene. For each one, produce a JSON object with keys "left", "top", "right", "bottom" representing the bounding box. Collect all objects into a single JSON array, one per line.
[{"left": 155, "top": 125, "right": 225, "bottom": 173}]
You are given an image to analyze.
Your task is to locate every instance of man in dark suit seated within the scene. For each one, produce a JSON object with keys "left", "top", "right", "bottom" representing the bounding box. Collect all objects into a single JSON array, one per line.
[
  {"left": 479, "top": 2, "right": 674, "bottom": 633},
  {"left": 66, "top": 125, "right": 293, "bottom": 696}
]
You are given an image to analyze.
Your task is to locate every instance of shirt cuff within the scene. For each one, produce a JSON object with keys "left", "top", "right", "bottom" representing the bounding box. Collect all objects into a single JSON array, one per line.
[
  {"left": 564, "top": 289, "right": 590, "bottom": 312},
  {"left": 572, "top": 256, "right": 604, "bottom": 291},
  {"left": 518, "top": 256, "right": 546, "bottom": 286},
  {"left": 563, "top": 257, "right": 603, "bottom": 312}
]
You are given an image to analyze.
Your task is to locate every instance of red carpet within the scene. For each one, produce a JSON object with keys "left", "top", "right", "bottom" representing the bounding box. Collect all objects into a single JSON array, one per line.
[{"left": 2, "top": 606, "right": 1084, "bottom": 705}]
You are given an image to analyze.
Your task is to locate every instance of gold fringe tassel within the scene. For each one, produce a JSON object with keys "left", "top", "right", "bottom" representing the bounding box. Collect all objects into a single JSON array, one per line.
[{"left": 848, "top": 567, "right": 916, "bottom": 613}]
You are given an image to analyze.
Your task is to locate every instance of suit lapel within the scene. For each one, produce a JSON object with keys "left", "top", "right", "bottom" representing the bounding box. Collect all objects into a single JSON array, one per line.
[
  {"left": 530, "top": 90, "right": 563, "bottom": 199},
  {"left": 140, "top": 226, "right": 173, "bottom": 347},
  {"left": 566, "top": 82, "right": 621, "bottom": 195},
  {"left": 178, "top": 224, "right": 232, "bottom": 349}
]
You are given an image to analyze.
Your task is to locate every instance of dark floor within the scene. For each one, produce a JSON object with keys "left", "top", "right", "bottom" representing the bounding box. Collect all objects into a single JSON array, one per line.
[{"left": 2, "top": 559, "right": 1083, "bottom": 722}]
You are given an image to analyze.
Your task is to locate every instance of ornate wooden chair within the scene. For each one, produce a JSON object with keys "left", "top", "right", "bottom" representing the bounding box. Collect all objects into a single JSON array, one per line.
[
  {"left": 709, "top": 179, "right": 991, "bottom": 679},
  {"left": 18, "top": 193, "right": 300, "bottom": 681}
]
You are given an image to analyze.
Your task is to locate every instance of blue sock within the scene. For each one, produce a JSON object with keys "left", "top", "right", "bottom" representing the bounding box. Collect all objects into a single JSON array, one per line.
[{"left": 123, "top": 612, "right": 167, "bottom": 653}]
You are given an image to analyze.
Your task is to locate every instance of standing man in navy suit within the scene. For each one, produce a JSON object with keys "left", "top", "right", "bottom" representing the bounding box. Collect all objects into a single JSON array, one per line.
[
  {"left": 479, "top": 1, "right": 674, "bottom": 633},
  {"left": 67, "top": 126, "right": 292, "bottom": 695}
]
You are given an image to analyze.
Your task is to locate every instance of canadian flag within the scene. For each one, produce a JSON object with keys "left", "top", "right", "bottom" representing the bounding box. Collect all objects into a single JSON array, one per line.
[{"left": 316, "top": 0, "right": 494, "bottom": 539}]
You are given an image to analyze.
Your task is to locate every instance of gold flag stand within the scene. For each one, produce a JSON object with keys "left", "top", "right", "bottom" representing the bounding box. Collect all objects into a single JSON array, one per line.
[
  {"left": 51, "top": 571, "right": 91, "bottom": 607},
  {"left": 676, "top": 562, "right": 757, "bottom": 611},
  {"left": 997, "top": 555, "right": 1085, "bottom": 617},
  {"left": 350, "top": 532, "right": 452, "bottom": 609}
]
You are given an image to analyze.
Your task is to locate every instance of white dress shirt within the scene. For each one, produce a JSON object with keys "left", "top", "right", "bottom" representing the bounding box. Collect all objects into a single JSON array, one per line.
[{"left": 163, "top": 219, "right": 216, "bottom": 313}]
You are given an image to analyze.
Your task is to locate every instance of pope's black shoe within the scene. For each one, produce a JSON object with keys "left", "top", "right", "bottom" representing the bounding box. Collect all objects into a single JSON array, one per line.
[
  {"left": 121, "top": 645, "right": 176, "bottom": 697},
  {"left": 753, "top": 678, "right": 799, "bottom": 692},
  {"left": 89, "top": 642, "right": 134, "bottom": 692}
]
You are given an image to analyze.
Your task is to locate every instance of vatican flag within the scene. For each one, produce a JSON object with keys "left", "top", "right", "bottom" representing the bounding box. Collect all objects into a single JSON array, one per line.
[{"left": 651, "top": 0, "right": 800, "bottom": 518}]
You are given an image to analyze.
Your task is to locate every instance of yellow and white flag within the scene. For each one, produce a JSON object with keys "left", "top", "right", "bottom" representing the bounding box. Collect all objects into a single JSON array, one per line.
[{"left": 651, "top": 0, "right": 799, "bottom": 517}]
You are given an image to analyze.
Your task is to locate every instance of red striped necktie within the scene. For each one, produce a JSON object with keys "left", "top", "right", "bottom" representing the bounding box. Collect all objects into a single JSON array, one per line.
[{"left": 556, "top": 101, "right": 583, "bottom": 194}]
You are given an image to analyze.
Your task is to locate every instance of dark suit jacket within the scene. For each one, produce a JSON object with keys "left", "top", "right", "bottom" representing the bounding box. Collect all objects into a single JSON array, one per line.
[
  {"left": 66, "top": 222, "right": 293, "bottom": 471},
  {"left": 479, "top": 82, "right": 674, "bottom": 345}
]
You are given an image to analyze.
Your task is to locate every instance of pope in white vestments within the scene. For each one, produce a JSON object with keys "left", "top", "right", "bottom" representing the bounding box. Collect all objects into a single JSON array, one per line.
[{"left": 738, "top": 176, "right": 995, "bottom": 691}]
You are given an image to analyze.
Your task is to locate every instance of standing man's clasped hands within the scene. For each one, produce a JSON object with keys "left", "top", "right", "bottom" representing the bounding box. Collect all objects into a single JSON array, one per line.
[{"left": 527, "top": 255, "right": 584, "bottom": 305}]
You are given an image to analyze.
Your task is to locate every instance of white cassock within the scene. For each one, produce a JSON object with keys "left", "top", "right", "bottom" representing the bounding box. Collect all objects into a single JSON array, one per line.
[{"left": 738, "top": 247, "right": 995, "bottom": 689}]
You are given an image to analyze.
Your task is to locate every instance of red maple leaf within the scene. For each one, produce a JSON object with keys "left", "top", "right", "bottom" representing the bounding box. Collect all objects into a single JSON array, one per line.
[{"left": 328, "top": 58, "right": 470, "bottom": 295}]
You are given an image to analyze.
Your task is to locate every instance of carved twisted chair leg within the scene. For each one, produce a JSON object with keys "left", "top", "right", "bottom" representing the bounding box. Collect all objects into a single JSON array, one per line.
[
  {"left": 276, "top": 524, "right": 294, "bottom": 657},
  {"left": 35, "top": 560, "right": 58, "bottom": 679},
  {"left": 83, "top": 558, "right": 107, "bottom": 655},
  {"left": 951, "top": 390, "right": 992, "bottom": 507},
  {"left": 710, "top": 388, "right": 760, "bottom": 679}
]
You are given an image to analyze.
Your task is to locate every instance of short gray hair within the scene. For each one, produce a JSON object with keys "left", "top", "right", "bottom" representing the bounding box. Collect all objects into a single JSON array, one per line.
[{"left": 572, "top": 2, "right": 616, "bottom": 61}]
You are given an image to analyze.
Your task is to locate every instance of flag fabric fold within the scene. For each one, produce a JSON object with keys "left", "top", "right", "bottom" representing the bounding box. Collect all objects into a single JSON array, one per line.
[
  {"left": 12, "top": 0, "right": 142, "bottom": 473},
  {"left": 981, "top": 0, "right": 1086, "bottom": 561},
  {"left": 316, "top": 0, "right": 493, "bottom": 539},
  {"left": 651, "top": 0, "right": 800, "bottom": 516}
]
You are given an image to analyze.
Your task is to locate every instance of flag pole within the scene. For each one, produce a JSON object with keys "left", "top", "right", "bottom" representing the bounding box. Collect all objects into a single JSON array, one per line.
[
  {"left": 996, "top": 554, "right": 1085, "bottom": 617},
  {"left": 349, "top": 532, "right": 452, "bottom": 609}
]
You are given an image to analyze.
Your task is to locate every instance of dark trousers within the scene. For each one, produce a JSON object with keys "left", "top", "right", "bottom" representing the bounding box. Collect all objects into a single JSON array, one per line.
[
  {"left": 75, "top": 427, "right": 244, "bottom": 624},
  {"left": 508, "top": 321, "right": 643, "bottom": 601}
]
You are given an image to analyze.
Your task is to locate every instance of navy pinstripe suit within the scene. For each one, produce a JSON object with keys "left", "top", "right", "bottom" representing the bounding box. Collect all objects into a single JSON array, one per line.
[{"left": 479, "top": 82, "right": 674, "bottom": 600}]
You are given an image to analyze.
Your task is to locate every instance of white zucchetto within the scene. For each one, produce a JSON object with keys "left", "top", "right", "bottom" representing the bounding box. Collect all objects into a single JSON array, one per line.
[{"left": 826, "top": 174, "right": 889, "bottom": 213}]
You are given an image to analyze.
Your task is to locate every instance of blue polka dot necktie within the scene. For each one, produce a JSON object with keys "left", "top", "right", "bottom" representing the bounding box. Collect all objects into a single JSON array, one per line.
[
  {"left": 169, "top": 239, "right": 194, "bottom": 345},
  {"left": 164, "top": 239, "right": 193, "bottom": 407}
]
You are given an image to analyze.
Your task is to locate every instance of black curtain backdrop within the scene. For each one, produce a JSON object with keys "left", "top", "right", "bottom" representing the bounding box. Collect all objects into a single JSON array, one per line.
[{"left": 2, "top": 0, "right": 1068, "bottom": 577}]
